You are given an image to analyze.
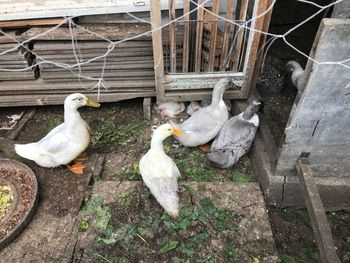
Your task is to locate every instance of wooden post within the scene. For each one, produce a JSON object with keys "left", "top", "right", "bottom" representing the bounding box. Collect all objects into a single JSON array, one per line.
[
  {"left": 150, "top": 0, "right": 165, "bottom": 102},
  {"left": 241, "top": 0, "right": 269, "bottom": 98},
  {"left": 207, "top": 0, "right": 220, "bottom": 72},
  {"left": 231, "top": 0, "right": 249, "bottom": 71},
  {"left": 143, "top": 97, "right": 152, "bottom": 120},
  {"left": 182, "top": 0, "right": 190, "bottom": 73},
  {"left": 168, "top": 0, "right": 177, "bottom": 73},
  {"left": 296, "top": 153, "right": 341, "bottom": 263},
  {"left": 220, "top": 0, "right": 235, "bottom": 71},
  {"left": 194, "top": 0, "right": 205, "bottom": 72}
]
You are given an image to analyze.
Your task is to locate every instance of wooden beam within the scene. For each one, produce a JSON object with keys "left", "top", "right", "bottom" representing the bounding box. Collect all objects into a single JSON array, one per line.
[
  {"left": 168, "top": 0, "right": 177, "bottom": 73},
  {"left": 7, "top": 109, "right": 36, "bottom": 140},
  {"left": 207, "top": 0, "right": 220, "bottom": 72},
  {"left": 194, "top": 0, "right": 205, "bottom": 72},
  {"left": 182, "top": 0, "right": 190, "bottom": 73},
  {"left": 143, "top": 97, "right": 152, "bottom": 120},
  {"left": 296, "top": 153, "right": 341, "bottom": 263},
  {"left": 0, "top": 18, "right": 67, "bottom": 28},
  {"left": 241, "top": 0, "right": 269, "bottom": 98},
  {"left": 220, "top": 0, "right": 235, "bottom": 71},
  {"left": 231, "top": 0, "right": 249, "bottom": 71},
  {"left": 150, "top": 0, "right": 166, "bottom": 102}
]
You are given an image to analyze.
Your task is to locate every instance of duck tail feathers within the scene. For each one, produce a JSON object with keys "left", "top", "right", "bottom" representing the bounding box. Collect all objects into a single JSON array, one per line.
[{"left": 14, "top": 143, "right": 37, "bottom": 161}]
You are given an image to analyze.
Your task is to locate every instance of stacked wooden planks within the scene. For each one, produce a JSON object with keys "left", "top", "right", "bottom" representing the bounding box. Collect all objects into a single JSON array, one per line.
[
  {"left": 0, "top": 43, "right": 38, "bottom": 81},
  {"left": 0, "top": 23, "right": 186, "bottom": 106}
]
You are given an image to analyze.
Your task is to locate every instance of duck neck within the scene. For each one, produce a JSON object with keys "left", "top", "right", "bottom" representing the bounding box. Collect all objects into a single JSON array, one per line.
[
  {"left": 151, "top": 135, "right": 165, "bottom": 152},
  {"left": 211, "top": 88, "right": 224, "bottom": 106},
  {"left": 64, "top": 105, "right": 82, "bottom": 127}
]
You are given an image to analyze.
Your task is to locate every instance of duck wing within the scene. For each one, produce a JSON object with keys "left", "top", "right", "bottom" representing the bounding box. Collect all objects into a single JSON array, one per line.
[
  {"left": 181, "top": 109, "right": 219, "bottom": 134},
  {"left": 211, "top": 117, "right": 257, "bottom": 151},
  {"left": 37, "top": 123, "right": 70, "bottom": 155}
]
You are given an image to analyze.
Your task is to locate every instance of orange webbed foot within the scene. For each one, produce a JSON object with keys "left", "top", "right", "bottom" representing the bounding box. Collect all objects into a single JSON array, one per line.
[
  {"left": 73, "top": 152, "right": 88, "bottom": 163},
  {"left": 65, "top": 162, "right": 86, "bottom": 175},
  {"left": 199, "top": 144, "right": 210, "bottom": 153}
]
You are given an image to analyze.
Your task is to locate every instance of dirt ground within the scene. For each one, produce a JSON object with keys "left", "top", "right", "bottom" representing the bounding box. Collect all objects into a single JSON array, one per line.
[{"left": 0, "top": 97, "right": 349, "bottom": 262}]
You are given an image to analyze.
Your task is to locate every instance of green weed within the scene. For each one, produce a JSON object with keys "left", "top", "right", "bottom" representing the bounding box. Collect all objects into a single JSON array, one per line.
[{"left": 80, "top": 195, "right": 111, "bottom": 231}]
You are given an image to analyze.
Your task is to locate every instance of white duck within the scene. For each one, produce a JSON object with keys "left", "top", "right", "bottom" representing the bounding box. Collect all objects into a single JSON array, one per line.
[
  {"left": 139, "top": 123, "right": 183, "bottom": 218},
  {"left": 158, "top": 102, "right": 185, "bottom": 118},
  {"left": 286, "top": 61, "right": 304, "bottom": 90},
  {"left": 207, "top": 100, "right": 262, "bottom": 168},
  {"left": 172, "top": 78, "right": 232, "bottom": 147},
  {"left": 15, "top": 93, "right": 100, "bottom": 174}
]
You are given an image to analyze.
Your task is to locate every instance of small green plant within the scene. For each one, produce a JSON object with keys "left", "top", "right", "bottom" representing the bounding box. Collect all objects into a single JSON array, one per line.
[
  {"left": 80, "top": 195, "right": 111, "bottom": 231},
  {"left": 229, "top": 170, "right": 251, "bottom": 183},
  {"left": 223, "top": 246, "right": 244, "bottom": 263},
  {"left": 79, "top": 220, "right": 89, "bottom": 231},
  {"left": 160, "top": 240, "right": 179, "bottom": 253}
]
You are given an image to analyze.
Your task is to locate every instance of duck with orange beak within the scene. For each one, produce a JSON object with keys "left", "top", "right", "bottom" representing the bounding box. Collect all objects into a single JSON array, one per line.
[
  {"left": 15, "top": 93, "right": 100, "bottom": 174},
  {"left": 139, "top": 123, "right": 183, "bottom": 218}
]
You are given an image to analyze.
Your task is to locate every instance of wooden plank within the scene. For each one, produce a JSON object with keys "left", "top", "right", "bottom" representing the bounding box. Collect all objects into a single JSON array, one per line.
[
  {"left": 249, "top": 0, "right": 273, "bottom": 95},
  {"left": 296, "top": 153, "right": 341, "bottom": 263},
  {"left": 21, "top": 24, "right": 153, "bottom": 41},
  {"left": 182, "top": 0, "right": 190, "bottom": 73},
  {"left": 7, "top": 109, "right": 36, "bottom": 140},
  {"left": 164, "top": 89, "right": 244, "bottom": 101},
  {"left": 241, "top": 0, "right": 269, "bottom": 98},
  {"left": 207, "top": 0, "right": 220, "bottom": 72},
  {"left": 231, "top": 0, "right": 249, "bottom": 71},
  {"left": 150, "top": 0, "right": 166, "bottom": 102},
  {"left": 0, "top": 92, "right": 156, "bottom": 106},
  {"left": 168, "top": 0, "right": 177, "bottom": 73},
  {"left": 194, "top": 0, "right": 205, "bottom": 72},
  {"left": 220, "top": 0, "right": 235, "bottom": 70},
  {"left": 0, "top": 18, "right": 67, "bottom": 28},
  {"left": 143, "top": 97, "right": 152, "bottom": 120}
]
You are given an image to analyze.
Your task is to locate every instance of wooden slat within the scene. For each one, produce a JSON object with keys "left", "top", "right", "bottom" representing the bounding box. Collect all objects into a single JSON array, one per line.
[
  {"left": 0, "top": 92, "right": 156, "bottom": 107},
  {"left": 296, "top": 153, "right": 341, "bottom": 263},
  {"left": 241, "top": 0, "right": 268, "bottom": 97},
  {"left": 168, "top": 0, "right": 177, "bottom": 73},
  {"left": 164, "top": 89, "right": 244, "bottom": 101},
  {"left": 150, "top": 0, "right": 166, "bottom": 102},
  {"left": 207, "top": 0, "right": 220, "bottom": 72},
  {"left": 220, "top": 0, "right": 235, "bottom": 70},
  {"left": 182, "top": 0, "right": 190, "bottom": 73},
  {"left": 0, "top": 18, "right": 67, "bottom": 28},
  {"left": 231, "top": 0, "right": 249, "bottom": 70},
  {"left": 194, "top": 0, "right": 205, "bottom": 72}
]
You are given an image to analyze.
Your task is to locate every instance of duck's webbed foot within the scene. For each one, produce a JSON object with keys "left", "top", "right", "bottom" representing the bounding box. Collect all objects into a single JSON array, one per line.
[
  {"left": 199, "top": 144, "right": 210, "bottom": 153},
  {"left": 65, "top": 162, "right": 85, "bottom": 174}
]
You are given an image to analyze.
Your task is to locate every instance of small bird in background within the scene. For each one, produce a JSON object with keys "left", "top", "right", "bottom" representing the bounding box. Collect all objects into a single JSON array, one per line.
[
  {"left": 186, "top": 101, "right": 201, "bottom": 116},
  {"left": 207, "top": 100, "right": 263, "bottom": 169},
  {"left": 15, "top": 93, "right": 100, "bottom": 174},
  {"left": 286, "top": 61, "right": 304, "bottom": 91},
  {"left": 158, "top": 102, "right": 185, "bottom": 118},
  {"left": 139, "top": 123, "right": 183, "bottom": 218}
]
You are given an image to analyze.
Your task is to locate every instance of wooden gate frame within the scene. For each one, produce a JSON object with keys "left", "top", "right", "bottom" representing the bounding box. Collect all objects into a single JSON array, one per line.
[{"left": 150, "top": 0, "right": 271, "bottom": 102}]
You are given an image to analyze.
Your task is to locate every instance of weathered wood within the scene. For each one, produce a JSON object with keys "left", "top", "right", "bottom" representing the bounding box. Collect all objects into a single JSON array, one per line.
[
  {"left": 194, "top": 0, "right": 205, "bottom": 72},
  {"left": 249, "top": 0, "right": 273, "bottom": 95},
  {"left": 182, "top": 0, "right": 190, "bottom": 73},
  {"left": 150, "top": 0, "right": 166, "bottom": 102},
  {"left": 231, "top": 0, "right": 249, "bottom": 70},
  {"left": 241, "top": 0, "right": 269, "bottom": 97},
  {"left": 143, "top": 97, "right": 152, "bottom": 120},
  {"left": 296, "top": 153, "right": 341, "bottom": 263},
  {"left": 276, "top": 19, "right": 350, "bottom": 178},
  {"left": 168, "top": 0, "right": 177, "bottom": 73},
  {"left": 0, "top": 18, "right": 67, "bottom": 28},
  {"left": 164, "top": 89, "right": 244, "bottom": 101},
  {"left": 7, "top": 108, "right": 36, "bottom": 140},
  {"left": 220, "top": 0, "right": 235, "bottom": 70},
  {"left": 207, "top": 0, "right": 220, "bottom": 72},
  {"left": 331, "top": 1, "right": 350, "bottom": 19},
  {"left": 21, "top": 24, "right": 153, "bottom": 41}
]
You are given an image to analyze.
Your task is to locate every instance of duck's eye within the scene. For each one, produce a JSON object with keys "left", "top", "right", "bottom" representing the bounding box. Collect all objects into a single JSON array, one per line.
[
  {"left": 168, "top": 128, "right": 171, "bottom": 131},
  {"left": 79, "top": 98, "right": 82, "bottom": 101}
]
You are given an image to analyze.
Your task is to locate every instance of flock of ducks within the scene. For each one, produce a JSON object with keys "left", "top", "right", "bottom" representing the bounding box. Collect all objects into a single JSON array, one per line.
[{"left": 14, "top": 78, "right": 263, "bottom": 218}]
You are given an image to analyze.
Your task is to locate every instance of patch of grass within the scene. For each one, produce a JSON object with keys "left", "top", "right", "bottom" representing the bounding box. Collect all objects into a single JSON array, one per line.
[
  {"left": 80, "top": 195, "right": 111, "bottom": 231},
  {"left": 228, "top": 170, "right": 252, "bottom": 183},
  {"left": 281, "top": 254, "right": 296, "bottom": 263},
  {"left": 91, "top": 119, "right": 149, "bottom": 149}
]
